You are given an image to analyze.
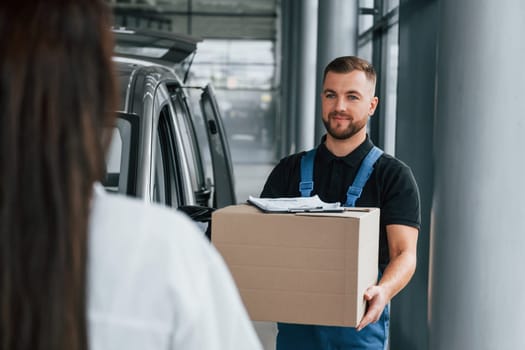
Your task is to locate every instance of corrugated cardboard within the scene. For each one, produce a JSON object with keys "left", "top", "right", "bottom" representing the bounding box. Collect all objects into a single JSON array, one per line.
[{"left": 211, "top": 204, "right": 380, "bottom": 327}]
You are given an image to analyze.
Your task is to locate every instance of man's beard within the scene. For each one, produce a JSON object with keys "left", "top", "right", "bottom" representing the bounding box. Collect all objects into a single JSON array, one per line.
[{"left": 322, "top": 112, "right": 368, "bottom": 140}]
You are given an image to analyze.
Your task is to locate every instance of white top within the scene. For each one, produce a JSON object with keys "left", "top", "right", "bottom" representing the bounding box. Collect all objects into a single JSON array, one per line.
[{"left": 87, "top": 184, "right": 262, "bottom": 350}]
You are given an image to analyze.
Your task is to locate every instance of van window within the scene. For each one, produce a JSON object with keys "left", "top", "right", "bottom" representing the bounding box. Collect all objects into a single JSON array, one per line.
[
  {"left": 152, "top": 106, "right": 184, "bottom": 207},
  {"left": 104, "top": 115, "right": 137, "bottom": 195},
  {"left": 105, "top": 128, "right": 123, "bottom": 193},
  {"left": 170, "top": 86, "right": 210, "bottom": 206}
]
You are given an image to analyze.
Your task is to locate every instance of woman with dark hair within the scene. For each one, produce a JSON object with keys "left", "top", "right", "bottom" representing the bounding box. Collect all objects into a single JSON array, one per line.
[{"left": 0, "top": 1, "right": 262, "bottom": 349}]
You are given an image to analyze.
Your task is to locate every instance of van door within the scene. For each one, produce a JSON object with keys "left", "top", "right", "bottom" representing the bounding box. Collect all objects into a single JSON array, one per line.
[
  {"left": 169, "top": 85, "right": 212, "bottom": 207},
  {"left": 199, "top": 84, "right": 236, "bottom": 208}
]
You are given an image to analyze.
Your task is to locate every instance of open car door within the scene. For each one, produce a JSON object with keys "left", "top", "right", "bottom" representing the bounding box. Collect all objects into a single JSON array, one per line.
[{"left": 199, "top": 84, "right": 237, "bottom": 208}]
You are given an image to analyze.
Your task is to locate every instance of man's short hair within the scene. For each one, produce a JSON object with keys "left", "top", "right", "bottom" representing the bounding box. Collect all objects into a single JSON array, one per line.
[{"left": 323, "top": 56, "right": 377, "bottom": 87}]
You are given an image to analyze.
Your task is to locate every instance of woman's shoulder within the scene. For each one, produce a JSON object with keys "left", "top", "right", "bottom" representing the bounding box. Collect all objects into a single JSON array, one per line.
[
  {"left": 91, "top": 187, "right": 202, "bottom": 242},
  {"left": 88, "top": 187, "right": 213, "bottom": 280}
]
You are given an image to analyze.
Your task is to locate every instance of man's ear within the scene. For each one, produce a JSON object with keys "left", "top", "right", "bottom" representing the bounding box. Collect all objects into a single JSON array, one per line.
[{"left": 369, "top": 96, "right": 379, "bottom": 116}]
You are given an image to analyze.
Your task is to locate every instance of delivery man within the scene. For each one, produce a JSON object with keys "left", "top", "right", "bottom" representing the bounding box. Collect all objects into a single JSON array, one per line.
[{"left": 260, "top": 56, "right": 421, "bottom": 349}]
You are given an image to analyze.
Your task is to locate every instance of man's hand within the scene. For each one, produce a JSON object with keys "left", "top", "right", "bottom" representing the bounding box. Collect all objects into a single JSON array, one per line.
[
  {"left": 356, "top": 284, "right": 389, "bottom": 331},
  {"left": 356, "top": 224, "right": 418, "bottom": 331}
]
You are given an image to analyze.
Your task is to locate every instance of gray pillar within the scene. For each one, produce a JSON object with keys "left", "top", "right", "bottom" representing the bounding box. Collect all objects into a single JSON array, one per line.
[
  {"left": 314, "top": 0, "right": 358, "bottom": 143},
  {"left": 430, "top": 1, "right": 525, "bottom": 349},
  {"left": 295, "top": 0, "right": 318, "bottom": 152},
  {"left": 392, "top": 1, "right": 438, "bottom": 349},
  {"left": 279, "top": 0, "right": 299, "bottom": 158}
]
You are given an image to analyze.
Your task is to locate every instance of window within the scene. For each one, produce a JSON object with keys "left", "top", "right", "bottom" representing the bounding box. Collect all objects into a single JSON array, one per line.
[
  {"left": 152, "top": 106, "right": 183, "bottom": 207},
  {"left": 105, "top": 127, "right": 123, "bottom": 193},
  {"left": 103, "top": 114, "right": 138, "bottom": 195},
  {"left": 169, "top": 86, "right": 211, "bottom": 206},
  {"left": 187, "top": 39, "right": 277, "bottom": 163},
  {"left": 153, "top": 134, "right": 169, "bottom": 204},
  {"left": 358, "top": 0, "right": 400, "bottom": 155}
]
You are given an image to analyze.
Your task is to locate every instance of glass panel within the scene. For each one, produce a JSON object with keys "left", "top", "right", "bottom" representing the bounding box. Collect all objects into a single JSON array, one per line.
[
  {"left": 198, "top": 84, "right": 237, "bottom": 207},
  {"left": 187, "top": 39, "right": 276, "bottom": 164},
  {"left": 358, "top": 40, "right": 373, "bottom": 62},
  {"left": 112, "top": 13, "right": 173, "bottom": 32},
  {"left": 171, "top": 90, "right": 209, "bottom": 205},
  {"left": 185, "top": 89, "right": 212, "bottom": 175},
  {"left": 156, "top": 0, "right": 188, "bottom": 11},
  {"left": 153, "top": 107, "right": 186, "bottom": 206},
  {"left": 153, "top": 134, "right": 167, "bottom": 205},
  {"left": 190, "top": 40, "right": 275, "bottom": 89},
  {"left": 116, "top": 69, "right": 132, "bottom": 111},
  {"left": 359, "top": 0, "right": 375, "bottom": 34},
  {"left": 171, "top": 15, "right": 189, "bottom": 34},
  {"left": 384, "top": 0, "right": 399, "bottom": 14},
  {"left": 104, "top": 117, "right": 134, "bottom": 194},
  {"left": 192, "top": 0, "right": 276, "bottom": 14},
  {"left": 106, "top": 128, "right": 122, "bottom": 174},
  {"left": 112, "top": 0, "right": 188, "bottom": 11},
  {"left": 104, "top": 128, "right": 123, "bottom": 193},
  {"left": 381, "top": 23, "right": 399, "bottom": 155},
  {"left": 215, "top": 89, "right": 275, "bottom": 162},
  {"left": 114, "top": 46, "right": 169, "bottom": 58},
  {"left": 190, "top": 15, "right": 275, "bottom": 40}
]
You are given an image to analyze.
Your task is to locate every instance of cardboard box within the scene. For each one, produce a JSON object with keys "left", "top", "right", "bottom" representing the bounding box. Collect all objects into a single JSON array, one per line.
[{"left": 211, "top": 204, "right": 380, "bottom": 327}]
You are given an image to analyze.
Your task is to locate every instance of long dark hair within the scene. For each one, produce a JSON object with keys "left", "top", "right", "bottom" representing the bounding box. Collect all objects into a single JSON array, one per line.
[{"left": 0, "top": 0, "right": 117, "bottom": 349}]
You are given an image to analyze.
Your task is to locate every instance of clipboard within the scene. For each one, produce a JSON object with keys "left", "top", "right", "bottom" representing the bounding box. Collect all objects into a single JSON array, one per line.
[{"left": 247, "top": 195, "right": 345, "bottom": 213}]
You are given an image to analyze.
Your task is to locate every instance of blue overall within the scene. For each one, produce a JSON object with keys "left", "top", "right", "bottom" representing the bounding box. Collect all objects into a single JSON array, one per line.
[{"left": 277, "top": 146, "right": 388, "bottom": 350}]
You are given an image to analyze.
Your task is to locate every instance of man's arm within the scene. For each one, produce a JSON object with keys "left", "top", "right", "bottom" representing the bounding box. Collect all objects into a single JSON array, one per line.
[{"left": 356, "top": 224, "right": 418, "bottom": 331}]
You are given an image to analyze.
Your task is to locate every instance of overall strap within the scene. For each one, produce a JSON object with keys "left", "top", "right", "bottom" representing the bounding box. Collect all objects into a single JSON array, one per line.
[
  {"left": 346, "top": 146, "right": 384, "bottom": 207},
  {"left": 299, "top": 148, "right": 316, "bottom": 197}
]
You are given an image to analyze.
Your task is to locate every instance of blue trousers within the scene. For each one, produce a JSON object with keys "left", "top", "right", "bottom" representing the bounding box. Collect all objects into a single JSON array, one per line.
[{"left": 276, "top": 304, "right": 390, "bottom": 350}]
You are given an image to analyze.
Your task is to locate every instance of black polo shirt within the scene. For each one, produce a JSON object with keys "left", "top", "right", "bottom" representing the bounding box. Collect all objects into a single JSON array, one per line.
[{"left": 260, "top": 135, "right": 421, "bottom": 271}]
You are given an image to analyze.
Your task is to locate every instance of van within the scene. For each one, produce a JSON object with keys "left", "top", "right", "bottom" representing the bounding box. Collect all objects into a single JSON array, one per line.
[{"left": 104, "top": 28, "right": 236, "bottom": 234}]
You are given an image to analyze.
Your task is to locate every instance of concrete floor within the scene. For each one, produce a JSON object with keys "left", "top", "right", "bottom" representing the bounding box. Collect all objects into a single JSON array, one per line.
[{"left": 253, "top": 321, "right": 277, "bottom": 350}]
